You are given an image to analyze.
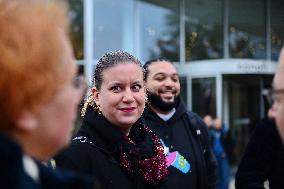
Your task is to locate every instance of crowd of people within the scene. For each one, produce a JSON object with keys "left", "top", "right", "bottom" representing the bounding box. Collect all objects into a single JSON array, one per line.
[{"left": 1, "top": 0, "right": 284, "bottom": 189}]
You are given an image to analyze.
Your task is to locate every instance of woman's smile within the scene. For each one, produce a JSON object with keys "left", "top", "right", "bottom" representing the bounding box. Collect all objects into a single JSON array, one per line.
[{"left": 119, "top": 107, "right": 136, "bottom": 113}]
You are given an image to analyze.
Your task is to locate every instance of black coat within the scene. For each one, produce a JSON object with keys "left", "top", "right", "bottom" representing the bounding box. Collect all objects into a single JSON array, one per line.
[
  {"left": 235, "top": 117, "right": 284, "bottom": 189},
  {"left": 55, "top": 106, "right": 167, "bottom": 189},
  {"left": 0, "top": 134, "right": 93, "bottom": 189},
  {"left": 143, "top": 99, "right": 218, "bottom": 189}
]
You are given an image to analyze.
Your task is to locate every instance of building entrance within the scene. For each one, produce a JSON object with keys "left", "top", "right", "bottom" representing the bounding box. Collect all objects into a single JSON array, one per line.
[{"left": 223, "top": 74, "right": 273, "bottom": 166}]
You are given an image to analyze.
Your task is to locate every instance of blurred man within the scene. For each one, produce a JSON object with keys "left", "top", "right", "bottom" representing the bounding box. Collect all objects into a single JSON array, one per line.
[
  {"left": 235, "top": 118, "right": 284, "bottom": 189},
  {"left": 270, "top": 48, "right": 284, "bottom": 143},
  {"left": 143, "top": 58, "right": 218, "bottom": 189},
  {"left": 236, "top": 48, "right": 284, "bottom": 189}
]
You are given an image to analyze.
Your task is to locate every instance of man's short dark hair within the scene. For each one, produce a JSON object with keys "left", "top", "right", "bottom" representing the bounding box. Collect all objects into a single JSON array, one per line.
[{"left": 143, "top": 57, "right": 172, "bottom": 81}]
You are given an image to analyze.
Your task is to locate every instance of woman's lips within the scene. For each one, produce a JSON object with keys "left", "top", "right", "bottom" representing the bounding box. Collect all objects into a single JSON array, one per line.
[{"left": 119, "top": 107, "right": 136, "bottom": 112}]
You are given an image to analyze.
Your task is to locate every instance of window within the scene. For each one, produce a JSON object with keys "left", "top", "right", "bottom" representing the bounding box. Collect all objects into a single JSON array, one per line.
[
  {"left": 68, "top": 0, "right": 84, "bottom": 59},
  {"left": 94, "top": 0, "right": 135, "bottom": 59},
  {"left": 270, "top": 0, "right": 284, "bottom": 61},
  {"left": 138, "top": 0, "right": 180, "bottom": 61},
  {"left": 185, "top": 0, "right": 223, "bottom": 61},
  {"left": 229, "top": 0, "right": 266, "bottom": 59},
  {"left": 192, "top": 78, "right": 216, "bottom": 117}
]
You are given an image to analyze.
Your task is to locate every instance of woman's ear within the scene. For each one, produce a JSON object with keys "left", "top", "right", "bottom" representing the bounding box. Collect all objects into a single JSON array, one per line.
[
  {"left": 16, "top": 111, "right": 38, "bottom": 132},
  {"left": 91, "top": 87, "right": 100, "bottom": 105}
]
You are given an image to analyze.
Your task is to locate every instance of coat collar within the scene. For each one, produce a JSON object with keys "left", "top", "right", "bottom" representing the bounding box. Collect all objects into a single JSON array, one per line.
[{"left": 79, "top": 106, "right": 125, "bottom": 149}]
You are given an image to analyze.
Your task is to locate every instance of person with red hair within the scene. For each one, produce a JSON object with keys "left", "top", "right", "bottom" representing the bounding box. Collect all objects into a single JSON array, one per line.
[{"left": 0, "top": 0, "right": 93, "bottom": 188}]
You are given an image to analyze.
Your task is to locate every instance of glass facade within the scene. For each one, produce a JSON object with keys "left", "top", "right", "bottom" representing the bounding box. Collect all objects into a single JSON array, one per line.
[
  {"left": 192, "top": 78, "right": 216, "bottom": 117},
  {"left": 81, "top": 0, "right": 284, "bottom": 62},
  {"left": 138, "top": 0, "right": 180, "bottom": 61},
  {"left": 229, "top": 0, "right": 266, "bottom": 59},
  {"left": 185, "top": 0, "right": 223, "bottom": 61},
  {"left": 93, "top": 0, "right": 135, "bottom": 59},
  {"left": 68, "top": 0, "right": 84, "bottom": 59},
  {"left": 270, "top": 0, "right": 284, "bottom": 61}
]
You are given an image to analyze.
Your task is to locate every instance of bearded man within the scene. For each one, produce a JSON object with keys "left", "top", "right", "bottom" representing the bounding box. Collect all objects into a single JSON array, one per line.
[{"left": 143, "top": 58, "right": 218, "bottom": 189}]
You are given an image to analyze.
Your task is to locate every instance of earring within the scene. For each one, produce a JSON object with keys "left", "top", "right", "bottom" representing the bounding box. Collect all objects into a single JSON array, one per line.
[
  {"left": 145, "top": 94, "right": 148, "bottom": 103},
  {"left": 94, "top": 103, "right": 102, "bottom": 114}
]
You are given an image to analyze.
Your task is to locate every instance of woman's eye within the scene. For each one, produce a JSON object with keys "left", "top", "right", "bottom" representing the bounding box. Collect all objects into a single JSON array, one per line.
[
  {"left": 132, "top": 84, "right": 142, "bottom": 92},
  {"left": 110, "top": 86, "right": 121, "bottom": 92}
]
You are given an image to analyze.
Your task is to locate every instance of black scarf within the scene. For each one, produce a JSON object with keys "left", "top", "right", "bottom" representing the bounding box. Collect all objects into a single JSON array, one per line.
[{"left": 80, "top": 106, "right": 168, "bottom": 186}]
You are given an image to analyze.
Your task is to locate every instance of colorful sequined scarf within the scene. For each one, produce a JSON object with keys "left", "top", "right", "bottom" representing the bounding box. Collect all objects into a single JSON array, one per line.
[{"left": 112, "top": 121, "right": 168, "bottom": 186}]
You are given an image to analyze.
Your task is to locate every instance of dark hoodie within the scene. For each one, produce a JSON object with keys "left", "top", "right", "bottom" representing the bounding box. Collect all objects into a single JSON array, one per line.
[{"left": 143, "top": 99, "right": 218, "bottom": 189}]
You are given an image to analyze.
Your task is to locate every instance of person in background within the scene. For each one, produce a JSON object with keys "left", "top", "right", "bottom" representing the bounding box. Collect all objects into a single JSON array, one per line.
[
  {"left": 0, "top": 0, "right": 93, "bottom": 188},
  {"left": 55, "top": 51, "right": 168, "bottom": 189},
  {"left": 211, "top": 118, "right": 230, "bottom": 189},
  {"left": 143, "top": 58, "right": 218, "bottom": 189},
  {"left": 235, "top": 117, "right": 284, "bottom": 189},
  {"left": 270, "top": 47, "right": 284, "bottom": 143},
  {"left": 203, "top": 115, "right": 214, "bottom": 130}
]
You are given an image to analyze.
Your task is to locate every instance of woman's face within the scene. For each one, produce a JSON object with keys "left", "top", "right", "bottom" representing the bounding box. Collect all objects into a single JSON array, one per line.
[{"left": 93, "top": 63, "right": 145, "bottom": 134}]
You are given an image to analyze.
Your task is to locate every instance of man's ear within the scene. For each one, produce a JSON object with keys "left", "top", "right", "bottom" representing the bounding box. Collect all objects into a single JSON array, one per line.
[
  {"left": 16, "top": 111, "right": 38, "bottom": 132},
  {"left": 91, "top": 87, "right": 100, "bottom": 105}
]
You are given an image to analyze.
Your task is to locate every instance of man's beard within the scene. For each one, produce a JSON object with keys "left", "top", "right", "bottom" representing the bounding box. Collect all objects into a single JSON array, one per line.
[{"left": 147, "top": 91, "right": 179, "bottom": 112}]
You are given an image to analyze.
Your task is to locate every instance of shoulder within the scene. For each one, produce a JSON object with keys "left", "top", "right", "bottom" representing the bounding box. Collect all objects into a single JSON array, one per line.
[
  {"left": 57, "top": 135, "right": 107, "bottom": 160},
  {"left": 185, "top": 110, "right": 208, "bottom": 132},
  {"left": 54, "top": 135, "right": 108, "bottom": 176},
  {"left": 64, "top": 136, "right": 98, "bottom": 155},
  {"left": 254, "top": 117, "right": 276, "bottom": 133},
  {"left": 252, "top": 118, "right": 279, "bottom": 141},
  {"left": 250, "top": 118, "right": 281, "bottom": 148},
  {"left": 38, "top": 163, "right": 95, "bottom": 189}
]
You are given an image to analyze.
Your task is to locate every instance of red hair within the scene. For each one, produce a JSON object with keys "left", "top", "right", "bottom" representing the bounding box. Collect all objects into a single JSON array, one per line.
[{"left": 0, "top": 0, "right": 71, "bottom": 131}]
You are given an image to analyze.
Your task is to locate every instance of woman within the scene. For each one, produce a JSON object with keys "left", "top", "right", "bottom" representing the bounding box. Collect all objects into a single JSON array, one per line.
[
  {"left": 0, "top": 0, "right": 92, "bottom": 188},
  {"left": 55, "top": 51, "right": 168, "bottom": 189}
]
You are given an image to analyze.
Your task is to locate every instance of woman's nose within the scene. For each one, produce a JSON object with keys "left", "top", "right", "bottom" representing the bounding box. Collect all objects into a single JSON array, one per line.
[{"left": 122, "top": 89, "right": 135, "bottom": 102}]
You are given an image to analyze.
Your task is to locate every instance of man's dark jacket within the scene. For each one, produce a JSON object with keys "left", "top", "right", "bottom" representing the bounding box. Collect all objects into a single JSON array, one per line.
[
  {"left": 143, "top": 100, "right": 218, "bottom": 189},
  {"left": 235, "top": 117, "right": 284, "bottom": 189}
]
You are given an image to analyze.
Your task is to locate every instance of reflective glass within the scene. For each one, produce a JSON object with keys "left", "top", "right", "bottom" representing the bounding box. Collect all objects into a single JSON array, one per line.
[
  {"left": 68, "top": 0, "right": 84, "bottom": 59},
  {"left": 271, "top": 0, "right": 284, "bottom": 61},
  {"left": 94, "top": 0, "right": 135, "bottom": 59},
  {"left": 138, "top": 0, "right": 179, "bottom": 61},
  {"left": 185, "top": 0, "right": 223, "bottom": 61},
  {"left": 229, "top": 0, "right": 266, "bottom": 59},
  {"left": 192, "top": 78, "right": 216, "bottom": 117}
]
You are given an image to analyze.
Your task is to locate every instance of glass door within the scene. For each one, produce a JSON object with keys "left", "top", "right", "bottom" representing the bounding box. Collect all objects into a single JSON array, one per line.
[{"left": 223, "top": 74, "right": 273, "bottom": 166}]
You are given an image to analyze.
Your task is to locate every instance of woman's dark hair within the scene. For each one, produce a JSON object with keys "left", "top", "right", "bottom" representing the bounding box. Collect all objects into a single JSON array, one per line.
[
  {"left": 81, "top": 50, "right": 143, "bottom": 117},
  {"left": 94, "top": 50, "right": 143, "bottom": 90},
  {"left": 143, "top": 57, "right": 171, "bottom": 81}
]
